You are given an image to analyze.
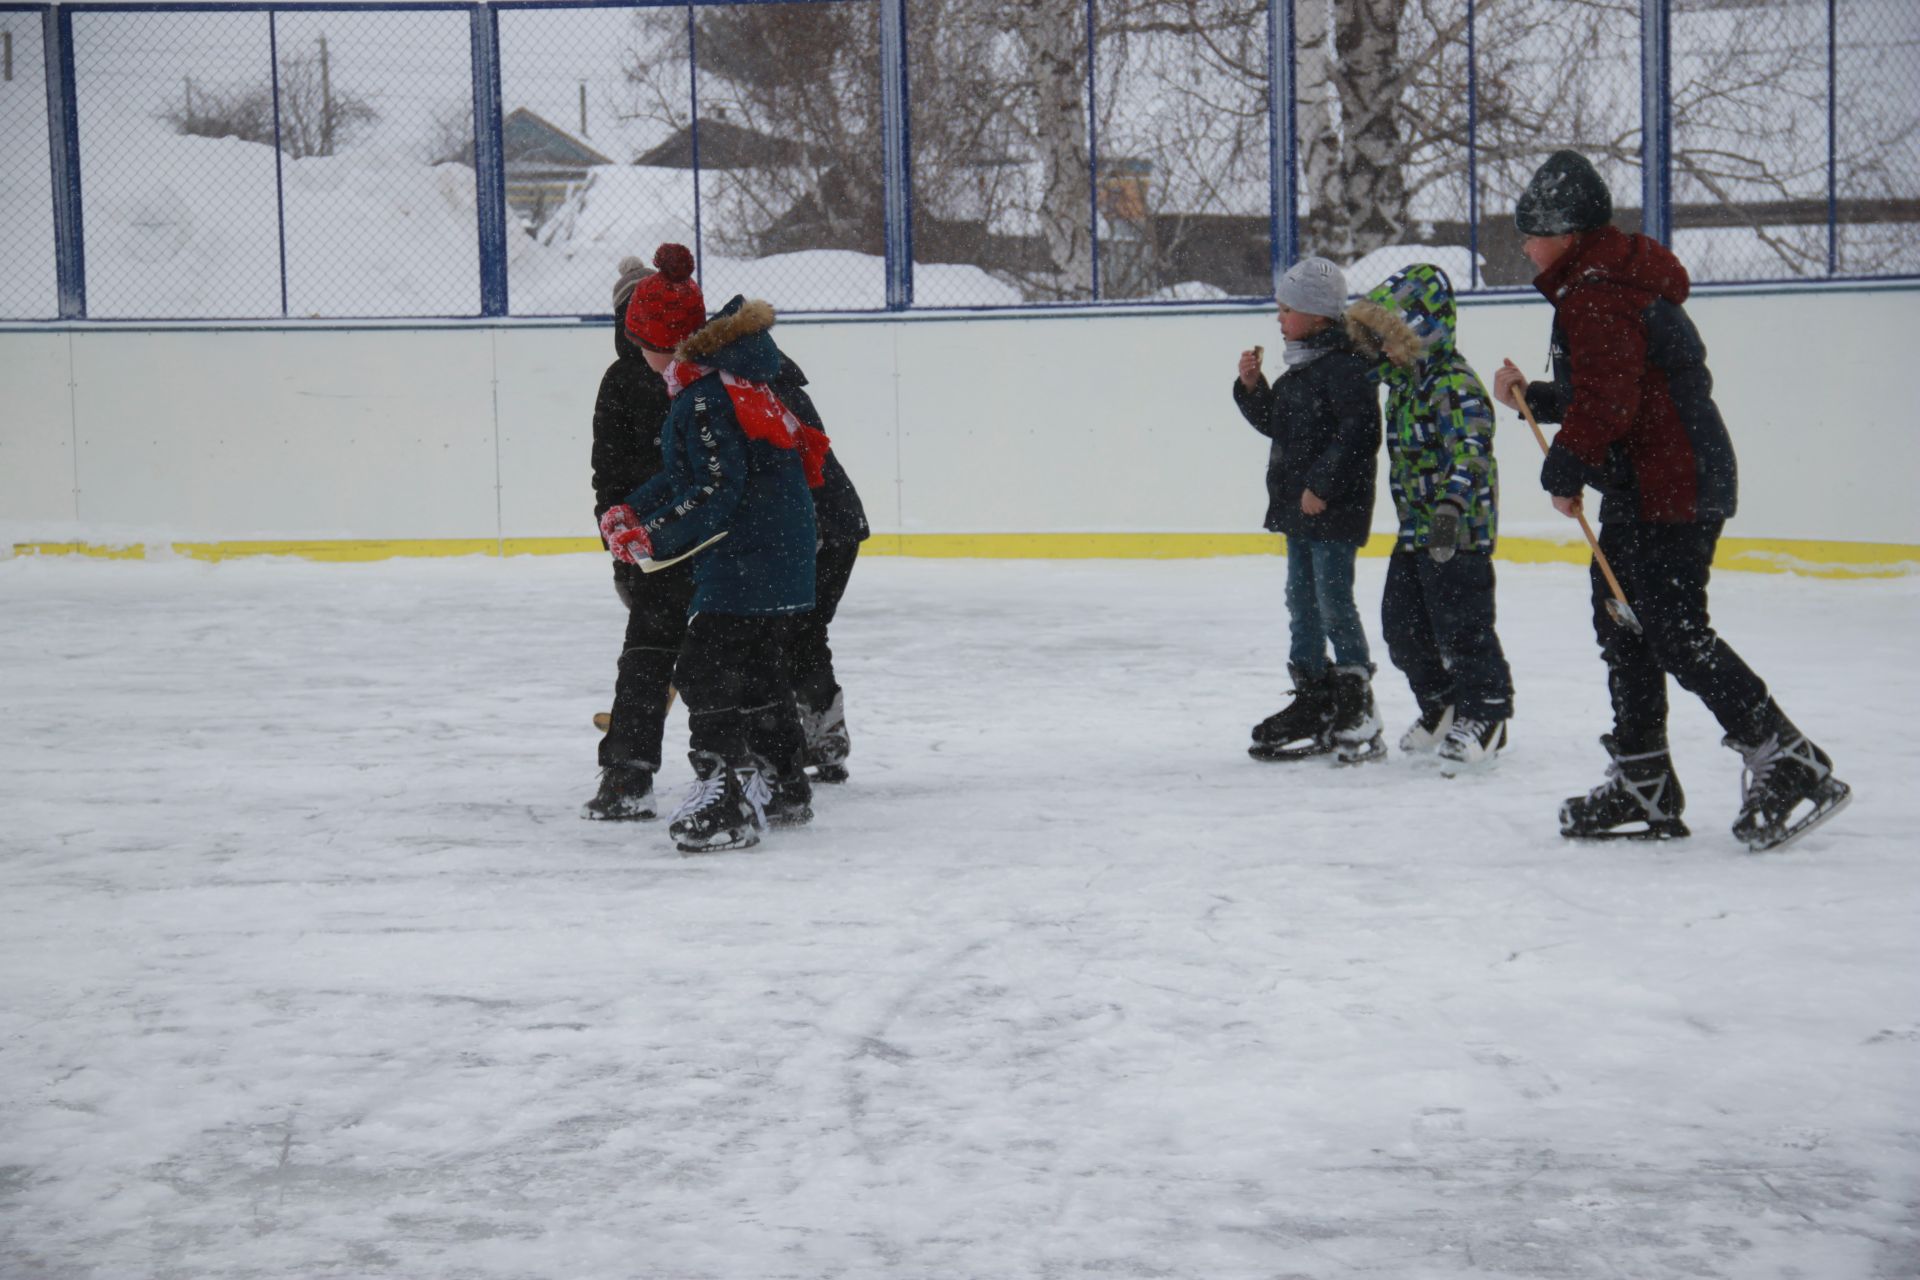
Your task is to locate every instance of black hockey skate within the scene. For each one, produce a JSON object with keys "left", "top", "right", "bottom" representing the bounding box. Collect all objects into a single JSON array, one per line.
[
  {"left": 1326, "top": 666, "right": 1387, "bottom": 766},
  {"left": 801, "top": 689, "right": 851, "bottom": 784},
  {"left": 762, "top": 764, "right": 815, "bottom": 828},
  {"left": 1725, "top": 729, "right": 1851, "bottom": 853},
  {"left": 1559, "top": 735, "right": 1689, "bottom": 841},
  {"left": 1437, "top": 717, "right": 1506, "bottom": 776},
  {"left": 1249, "top": 664, "right": 1336, "bottom": 761},
  {"left": 1398, "top": 701, "right": 1454, "bottom": 756},
  {"left": 668, "top": 752, "right": 766, "bottom": 854},
  {"left": 581, "top": 764, "right": 658, "bottom": 821}
]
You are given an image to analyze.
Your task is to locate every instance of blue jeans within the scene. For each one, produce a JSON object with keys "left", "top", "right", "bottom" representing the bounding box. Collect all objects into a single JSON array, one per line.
[{"left": 1284, "top": 536, "right": 1371, "bottom": 673}]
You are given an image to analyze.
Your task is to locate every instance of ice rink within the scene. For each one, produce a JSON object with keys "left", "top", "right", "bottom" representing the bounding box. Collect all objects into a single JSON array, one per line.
[{"left": 2, "top": 551, "right": 1916, "bottom": 1279}]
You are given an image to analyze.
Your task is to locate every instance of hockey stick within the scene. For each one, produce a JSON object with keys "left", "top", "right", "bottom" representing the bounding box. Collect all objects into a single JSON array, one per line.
[
  {"left": 1508, "top": 381, "right": 1643, "bottom": 635},
  {"left": 592, "top": 686, "right": 677, "bottom": 733}
]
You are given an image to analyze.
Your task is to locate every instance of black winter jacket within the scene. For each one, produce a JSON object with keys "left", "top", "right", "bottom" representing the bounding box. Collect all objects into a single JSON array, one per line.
[
  {"left": 770, "top": 357, "right": 870, "bottom": 548},
  {"left": 591, "top": 306, "right": 674, "bottom": 521},
  {"left": 1232, "top": 327, "right": 1381, "bottom": 546}
]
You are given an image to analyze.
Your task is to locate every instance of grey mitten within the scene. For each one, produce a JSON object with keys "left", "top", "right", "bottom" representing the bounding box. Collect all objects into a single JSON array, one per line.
[{"left": 1428, "top": 503, "right": 1461, "bottom": 563}]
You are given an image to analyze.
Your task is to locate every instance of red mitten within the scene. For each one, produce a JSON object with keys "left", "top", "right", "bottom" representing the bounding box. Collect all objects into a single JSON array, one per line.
[{"left": 598, "top": 505, "right": 653, "bottom": 565}]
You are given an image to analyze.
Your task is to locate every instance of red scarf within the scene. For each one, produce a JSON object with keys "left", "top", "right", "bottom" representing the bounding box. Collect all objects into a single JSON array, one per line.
[{"left": 664, "top": 360, "right": 830, "bottom": 488}]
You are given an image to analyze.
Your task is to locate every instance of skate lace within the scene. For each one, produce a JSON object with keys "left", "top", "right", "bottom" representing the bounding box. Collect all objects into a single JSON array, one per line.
[
  {"left": 1733, "top": 733, "right": 1824, "bottom": 803},
  {"left": 670, "top": 774, "right": 727, "bottom": 823},
  {"left": 1590, "top": 756, "right": 1669, "bottom": 818},
  {"left": 1447, "top": 718, "right": 1489, "bottom": 747},
  {"left": 741, "top": 770, "right": 772, "bottom": 828}
]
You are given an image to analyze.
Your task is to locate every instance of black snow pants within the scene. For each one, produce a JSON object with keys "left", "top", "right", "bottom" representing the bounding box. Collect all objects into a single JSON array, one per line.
[
  {"left": 1381, "top": 549, "right": 1514, "bottom": 722},
  {"left": 675, "top": 612, "right": 808, "bottom": 774},
  {"left": 786, "top": 540, "right": 860, "bottom": 712},
  {"left": 1593, "top": 520, "right": 1773, "bottom": 752},
  {"left": 600, "top": 561, "right": 695, "bottom": 771}
]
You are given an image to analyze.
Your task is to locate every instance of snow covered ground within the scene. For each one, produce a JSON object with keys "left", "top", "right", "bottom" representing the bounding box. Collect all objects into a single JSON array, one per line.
[{"left": 1, "top": 552, "right": 1916, "bottom": 1279}]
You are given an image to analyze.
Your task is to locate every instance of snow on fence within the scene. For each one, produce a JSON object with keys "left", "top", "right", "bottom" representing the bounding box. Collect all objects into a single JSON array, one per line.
[{"left": 0, "top": 0, "right": 1916, "bottom": 322}]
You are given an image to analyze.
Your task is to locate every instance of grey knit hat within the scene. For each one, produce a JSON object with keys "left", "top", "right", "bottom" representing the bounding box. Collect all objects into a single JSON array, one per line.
[
  {"left": 1275, "top": 256, "right": 1349, "bottom": 319},
  {"left": 612, "top": 255, "right": 654, "bottom": 311},
  {"left": 1515, "top": 150, "right": 1613, "bottom": 236}
]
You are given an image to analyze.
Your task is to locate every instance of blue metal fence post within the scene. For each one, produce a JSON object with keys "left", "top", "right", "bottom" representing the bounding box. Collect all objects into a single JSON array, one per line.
[
  {"left": 1268, "top": 0, "right": 1298, "bottom": 291},
  {"left": 1466, "top": 0, "right": 1478, "bottom": 289},
  {"left": 268, "top": 11, "right": 289, "bottom": 317},
  {"left": 470, "top": 2, "right": 509, "bottom": 317},
  {"left": 878, "top": 0, "right": 911, "bottom": 309},
  {"left": 1826, "top": 0, "right": 1837, "bottom": 275},
  {"left": 1085, "top": 0, "right": 1100, "bottom": 300},
  {"left": 43, "top": 4, "right": 85, "bottom": 318},
  {"left": 1639, "top": 0, "right": 1672, "bottom": 245}
]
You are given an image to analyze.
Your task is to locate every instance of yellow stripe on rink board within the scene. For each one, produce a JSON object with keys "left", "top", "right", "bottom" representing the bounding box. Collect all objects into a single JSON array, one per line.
[{"left": 9, "top": 533, "right": 1917, "bottom": 577}]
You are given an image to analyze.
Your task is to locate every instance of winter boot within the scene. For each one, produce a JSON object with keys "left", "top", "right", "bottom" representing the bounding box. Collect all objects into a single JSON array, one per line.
[
  {"left": 801, "top": 688, "right": 851, "bottom": 784},
  {"left": 1325, "top": 665, "right": 1387, "bottom": 765},
  {"left": 760, "top": 757, "right": 815, "bottom": 828},
  {"left": 1398, "top": 701, "right": 1455, "bottom": 755},
  {"left": 1725, "top": 721, "right": 1851, "bottom": 852},
  {"left": 1437, "top": 716, "right": 1507, "bottom": 776},
  {"left": 668, "top": 751, "right": 766, "bottom": 854},
  {"left": 1249, "top": 664, "right": 1337, "bottom": 760},
  {"left": 580, "top": 764, "right": 658, "bottom": 821},
  {"left": 1559, "top": 734, "right": 1689, "bottom": 841}
]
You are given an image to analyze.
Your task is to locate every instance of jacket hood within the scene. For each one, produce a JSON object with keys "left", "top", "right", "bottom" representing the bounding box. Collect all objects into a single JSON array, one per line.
[
  {"left": 1346, "top": 263, "right": 1455, "bottom": 379},
  {"left": 613, "top": 299, "right": 644, "bottom": 361},
  {"left": 675, "top": 294, "right": 783, "bottom": 382},
  {"left": 1538, "top": 225, "right": 1690, "bottom": 306}
]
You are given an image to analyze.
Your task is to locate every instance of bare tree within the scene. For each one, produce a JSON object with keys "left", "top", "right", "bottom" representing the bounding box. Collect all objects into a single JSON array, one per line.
[{"left": 160, "top": 47, "right": 377, "bottom": 159}]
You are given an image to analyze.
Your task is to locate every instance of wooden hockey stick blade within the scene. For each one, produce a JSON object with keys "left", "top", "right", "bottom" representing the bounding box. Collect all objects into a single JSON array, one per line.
[
  {"left": 637, "top": 531, "right": 727, "bottom": 573},
  {"left": 591, "top": 687, "right": 675, "bottom": 733},
  {"left": 1506, "top": 366, "right": 1643, "bottom": 635}
]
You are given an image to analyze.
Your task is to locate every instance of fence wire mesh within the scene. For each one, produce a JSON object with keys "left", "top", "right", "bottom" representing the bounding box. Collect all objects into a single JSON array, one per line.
[
  {"left": 1, "top": 9, "right": 58, "bottom": 319},
  {"left": 10, "top": 0, "right": 1920, "bottom": 322}
]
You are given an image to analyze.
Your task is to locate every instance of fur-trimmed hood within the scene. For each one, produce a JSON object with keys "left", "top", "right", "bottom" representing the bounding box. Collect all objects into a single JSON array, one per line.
[
  {"left": 674, "top": 295, "right": 783, "bottom": 382},
  {"left": 1345, "top": 263, "right": 1458, "bottom": 380}
]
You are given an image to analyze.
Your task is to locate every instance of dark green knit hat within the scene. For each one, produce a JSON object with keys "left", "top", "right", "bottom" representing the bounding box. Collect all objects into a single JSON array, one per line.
[{"left": 1515, "top": 150, "right": 1613, "bottom": 236}]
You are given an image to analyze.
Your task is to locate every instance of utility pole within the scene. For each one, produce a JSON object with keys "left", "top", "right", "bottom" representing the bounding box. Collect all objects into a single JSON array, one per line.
[
  {"left": 4, "top": 29, "right": 13, "bottom": 82},
  {"left": 184, "top": 75, "right": 194, "bottom": 120},
  {"left": 578, "top": 80, "right": 587, "bottom": 137},
  {"left": 318, "top": 34, "right": 333, "bottom": 155}
]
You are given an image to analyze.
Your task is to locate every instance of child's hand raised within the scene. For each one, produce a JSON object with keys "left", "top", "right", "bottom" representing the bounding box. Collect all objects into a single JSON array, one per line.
[
  {"left": 1238, "top": 347, "right": 1266, "bottom": 389},
  {"left": 1492, "top": 359, "right": 1527, "bottom": 410}
]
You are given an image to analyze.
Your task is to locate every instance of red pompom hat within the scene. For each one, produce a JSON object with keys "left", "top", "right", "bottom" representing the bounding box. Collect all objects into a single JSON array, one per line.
[{"left": 624, "top": 243, "right": 706, "bottom": 352}]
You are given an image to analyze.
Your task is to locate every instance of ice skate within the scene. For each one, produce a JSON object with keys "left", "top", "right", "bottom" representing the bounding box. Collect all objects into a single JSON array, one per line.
[
  {"left": 668, "top": 752, "right": 766, "bottom": 853},
  {"left": 1560, "top": 735, "right": 1689, "bottom": 841},
  {"left": 1248, "top": 664, "right": 1337, "bottom": 761},
  {"left": 580, "top": 764, "right": 657, "bottom": 821},
  {"left": 1398, "top": 702, "right": 1454, "bottom": 756},
  {"left": 761, "top": 762, "right": 815, "bottom": 828},
  {"left": 1437, "top": 717, "right": 1506, "bottom": 776},
  {"left": 1327, "top": 666, "right": 1386, "bottom": 766},
  {"left": 1726, "top": 728, "right": 1852, "bottom": 853},
  {"left": 801, "top": 689, "right": 851, "bottom": 784}
]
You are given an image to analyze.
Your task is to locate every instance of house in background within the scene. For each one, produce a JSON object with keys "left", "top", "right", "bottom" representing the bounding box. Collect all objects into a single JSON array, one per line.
[{"left": 501, "top": 107, "right": 612, "bottom": 226}]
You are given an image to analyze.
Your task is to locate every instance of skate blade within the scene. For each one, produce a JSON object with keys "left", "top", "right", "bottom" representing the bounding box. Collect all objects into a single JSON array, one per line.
[
  {"left": 1739, "top": 779, "right": 1852, "bottom": 853},
  {"left": 676, "top": 831, "right": 762, "bottom": 855},
  {"left": 1561, "top": 821, "right": 1690, "bottom": 842},
  {"left": 1249, "top": 741, "right": 1336, "bottom": 763},
  {"left": 1333, "top": 737, "right": 1387, "bottom": 767},
  {"left": 581, "top": 803, "right": 659, "bottom": 822}
]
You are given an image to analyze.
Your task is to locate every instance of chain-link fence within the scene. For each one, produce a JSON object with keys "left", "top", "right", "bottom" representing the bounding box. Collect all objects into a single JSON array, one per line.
[
  {"left": 1, "top": 7, "right": 58, "bottom": 319},
  {"left": 9, "top": 0, "right": 1919, "bottom": 322}
]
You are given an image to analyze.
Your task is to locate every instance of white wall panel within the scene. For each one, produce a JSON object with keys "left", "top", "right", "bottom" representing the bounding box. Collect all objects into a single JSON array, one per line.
[
  {"left": 0, "top": 332, "right": 76, "bottom": 531},
  {"left": 67, "top": 329, "right": 499, "bottom": 539},
  {"left": 1, "top": 283, "right": 1913, "bottom": 549}
]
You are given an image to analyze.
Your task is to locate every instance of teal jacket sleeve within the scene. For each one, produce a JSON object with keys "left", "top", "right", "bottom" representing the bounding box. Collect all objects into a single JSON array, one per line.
[{"left": 632, "top": 394, "right": 748, "bottom": 560}]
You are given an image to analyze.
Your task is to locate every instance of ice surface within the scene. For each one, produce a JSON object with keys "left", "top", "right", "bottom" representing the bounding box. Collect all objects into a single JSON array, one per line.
[{"left": 1, "top": 553, "right": 1916, "bottom": 1279}]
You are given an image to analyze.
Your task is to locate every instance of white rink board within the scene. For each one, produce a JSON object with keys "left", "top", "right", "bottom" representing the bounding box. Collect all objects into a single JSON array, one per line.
[{"left": 1, "top": 284, "right": 1915, "bottom": 547}]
